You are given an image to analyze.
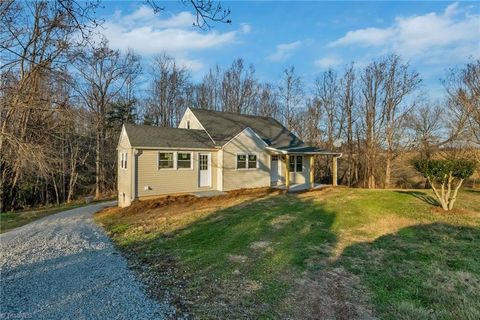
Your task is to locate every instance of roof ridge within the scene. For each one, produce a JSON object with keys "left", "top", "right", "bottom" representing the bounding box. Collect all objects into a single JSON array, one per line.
[
  {"left": 190, "top": 107, "right": 276, "bottom": 121},
  {"left": 124, "top": 123, "right": 205, "bottom": 132}
]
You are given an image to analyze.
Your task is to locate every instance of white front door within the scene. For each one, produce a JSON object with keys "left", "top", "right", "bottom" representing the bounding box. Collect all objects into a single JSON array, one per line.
[
  {"left": 199, "top": 153, "right": 211, "bottom": 187},
  {"left": 271, "top": 155, "right": 279, "bottom": 184}
]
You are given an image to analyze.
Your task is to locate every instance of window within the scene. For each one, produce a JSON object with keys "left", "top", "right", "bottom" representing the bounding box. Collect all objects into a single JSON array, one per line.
[
  {"left": 289, "top": 156, "right": 295, "bottom": 172},
  {"left": 199, "top": 154, "right": 209, "bottom": 170},
  {"left": 187, "top": 121, "right": 190, "bottom": 129},
  {"left": 248, "top": 155, "right": 257, "bottom": 169},
  {"left": 177, "top": 152, "right": 192, "bottom": 169},
  {"left": 158, "top": 152, "right": 174, "bottom": 169},
  {"left": 271, "top": 155, "right": 278, "bottom": 161},
  {"left": 120, "top": 152, "right": 127, "bottom": 169},
  {"left": 237, "top": 154, "right": 247, "bottom": 169},
  {"left": 296, "top": 155, "right": 303, "bottom": 172},
  {"left": 237, "top": 154, "right": 257, "bottom": 169},
  {"left": 288, "top": 155, "right": 303, "bottom": 172}
]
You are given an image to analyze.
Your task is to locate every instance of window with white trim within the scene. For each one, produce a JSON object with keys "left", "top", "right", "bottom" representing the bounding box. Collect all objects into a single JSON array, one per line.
[
  {"left": 158, "top": 152, "right": 174, "bottom": 169},
  {"left": 237, "top": 154, "right": 257, "bottom": 169},
  {"left": 288, "top": 155, "right": 303, "bottom": 172},
  {"left": 296, "top": 155, "right": 303, "bottom": 172},
  {"left": 120, "top": 152, "right": 128, "bottom": 169},
  {"left": 177, "top": 152, "right": 192, "bottom": 169},
  {"left": 248, "top": 154, "right": 257, "bottom": 169}
]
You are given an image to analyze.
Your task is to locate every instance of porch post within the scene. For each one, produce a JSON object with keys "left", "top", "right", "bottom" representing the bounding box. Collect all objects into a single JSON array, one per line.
[
  {"left": 309, "top": 156, "right": 314, "bottom": 189},
  {"left": 332, "top": 155, "right": 338, "bottom": 187},
  {"left": 285, "top": 154, "right": 290, "bottom": 191}
]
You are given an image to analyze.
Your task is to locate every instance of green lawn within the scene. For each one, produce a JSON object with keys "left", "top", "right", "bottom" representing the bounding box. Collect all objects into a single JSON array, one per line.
[
  {"left": 1, "top": 198, "right": 113, "bottom": 233},
  {"left": 95, "top": 188, "right": 480, "bottom": 319}
]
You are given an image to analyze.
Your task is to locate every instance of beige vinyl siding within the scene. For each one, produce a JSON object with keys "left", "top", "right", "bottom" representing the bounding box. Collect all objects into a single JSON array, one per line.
[
  {"left": 117, "top": 128, "right": 132, "bottom": 207},
  {"left": 223, "top": 129, "right": 270, "bottom": 191},
  {"left": 217, "top": 149, "right": 224, "bottom": 191},
  {"left": 178, "top": 108, "right": 204, "bottom": 130},
  {"left": 136, "top": 150, "right": 217, "bottom": 198}
]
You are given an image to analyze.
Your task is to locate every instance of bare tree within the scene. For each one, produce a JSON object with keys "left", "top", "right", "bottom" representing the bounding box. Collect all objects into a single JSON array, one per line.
[
  {"left": 339, "top": 63, "right": 357, "bottom": 186},
  {"left": 145, "top": 0, "right": 231, "bottom": 30},
  {"left": 360, "top": 60, "right": 386, "bottom": 188},
  {"left": 278, "top": 66, "right": 303, "bottom": 130},
  {"left": 382, "top": 55, "right": 421, "bottom": 188},
  {"left": 315, "top": 68, "right": 340, "bottom": 149},
  {"left": 445, "top": 60, "right": 480, "bottom": 146},
  {"left": 145, "top": 54, "right": 191, "bottom": 127},
  {"left": 72, "top": 41, "right": 140, "bottom": 198},
  {"left": 255, "top": 83, "right": 280, "bottom": 118},
  {"left": 0, "top": 0, "right": 98, "bottom": 211},
  {"left": 221, "top": 58, "right": 257, "bottom": 114}
]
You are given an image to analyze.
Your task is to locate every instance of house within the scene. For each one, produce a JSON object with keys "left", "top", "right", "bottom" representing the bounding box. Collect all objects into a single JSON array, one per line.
[{"left": 117, "top": 108, "right": 341, "bottom": 207}]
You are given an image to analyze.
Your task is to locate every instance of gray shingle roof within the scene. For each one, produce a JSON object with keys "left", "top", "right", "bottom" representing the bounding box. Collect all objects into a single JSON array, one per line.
[
  {"left": 190, "top": 108, "right": 306, "bottom": 149},
  {"left": 273, "top": 146, "right": 341, "bottom": 155},
  {"left": 124, "top": 124, "right": 215, "bottom": 149}
]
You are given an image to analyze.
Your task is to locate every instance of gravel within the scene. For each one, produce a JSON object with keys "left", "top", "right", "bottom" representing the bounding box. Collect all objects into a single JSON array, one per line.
[{"left": 0, "top": 201, "right": 174, "bottom": 320}]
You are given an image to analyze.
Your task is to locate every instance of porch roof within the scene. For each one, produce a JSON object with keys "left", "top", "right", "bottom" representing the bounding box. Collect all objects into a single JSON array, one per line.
[{"left": 266, "top": 146, "right": 342, "bottom": 156}]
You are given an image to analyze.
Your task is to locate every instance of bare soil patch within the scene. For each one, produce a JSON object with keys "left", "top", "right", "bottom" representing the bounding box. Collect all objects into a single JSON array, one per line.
[{"left": 286, "top": 267, "right": 377, "bottom": 320}]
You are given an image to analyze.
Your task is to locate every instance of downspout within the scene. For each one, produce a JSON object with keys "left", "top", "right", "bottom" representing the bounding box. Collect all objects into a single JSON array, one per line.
[{"left": 131, "top": 148, "right": 136, "bottom": 203}]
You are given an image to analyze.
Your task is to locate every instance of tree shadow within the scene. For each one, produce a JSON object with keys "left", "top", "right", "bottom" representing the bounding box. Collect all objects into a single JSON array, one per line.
[
  {"left": 395, "top": 190, "right": 440, "bottom": 206},
  {"left": 121, "top": 192, "right": 339, "bottom": 318},
  {"left": 464, "top": 188, "right": 480, "bottom": 194},
  {"left": 336, "top": 223, "right": 480, "bottom": 319}
]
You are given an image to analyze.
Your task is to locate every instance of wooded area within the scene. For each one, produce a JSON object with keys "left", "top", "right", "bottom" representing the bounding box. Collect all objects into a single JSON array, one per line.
[{"left": 1, "top": 1, "right": 478, "bottom": 212}]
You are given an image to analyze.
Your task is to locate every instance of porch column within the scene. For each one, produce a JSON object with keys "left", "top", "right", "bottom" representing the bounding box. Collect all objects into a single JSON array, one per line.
[
  {"left": 309, "top": 156, "right": 314, "bottom": 189},
  {"left": 285, "top": 154, "right": 290, "bottom": 191},
  {"left": 332, "top": 155, "right": 338, "bottom": 187}
]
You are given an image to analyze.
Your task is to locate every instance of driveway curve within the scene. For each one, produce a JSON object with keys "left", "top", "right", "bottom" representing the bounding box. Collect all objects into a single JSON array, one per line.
[{"left": 0, "top": 201, "right": 173, "bottom": 320}]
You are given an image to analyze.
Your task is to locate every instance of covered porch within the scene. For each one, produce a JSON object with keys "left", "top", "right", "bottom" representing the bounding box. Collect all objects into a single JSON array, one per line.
[{"left": 267, "top": 146, "right": 342, "bottom": 192}]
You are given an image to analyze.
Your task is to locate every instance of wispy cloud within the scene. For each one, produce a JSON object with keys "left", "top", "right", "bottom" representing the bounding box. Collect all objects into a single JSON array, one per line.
[
  {"left": 240, "top": 23, "right": 252, "bottom": 34},
  {"left": 328, "top": 3, "right": 480, "bottom": 63},
  {"left": 268, "top": 41, "right": 302, "bottom": 62},
  {"left": 314, "top": 56, "right": 342, "bottom": 68},
  {"left": 102, "top": 6, "right": 242, "bottom": 71}
]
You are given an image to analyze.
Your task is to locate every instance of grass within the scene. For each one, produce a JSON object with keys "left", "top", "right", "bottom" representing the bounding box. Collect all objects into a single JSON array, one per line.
[
  {"left": 95, "top": 188, "right": 480, "bottom": 319},
  {"left": 1, "top": 198, "right": 114, "bottom": 233}
]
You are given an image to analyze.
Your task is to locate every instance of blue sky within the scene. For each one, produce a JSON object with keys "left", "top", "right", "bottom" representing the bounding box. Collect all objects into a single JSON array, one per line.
[{"left": 98, "top": 1, "right": 480, "bottom": 99}]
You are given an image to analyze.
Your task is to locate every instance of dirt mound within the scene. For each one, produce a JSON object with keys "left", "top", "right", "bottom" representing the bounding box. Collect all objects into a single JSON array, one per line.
[{"left": 117, "top": 187, "right": 277, "bottom": 216}]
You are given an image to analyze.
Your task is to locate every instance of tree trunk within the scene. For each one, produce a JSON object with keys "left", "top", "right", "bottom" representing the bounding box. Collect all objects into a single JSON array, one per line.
[
  {"left": 95, "top": 129, "right": 101, "bottom": 199},
  {"left": 385, "top": 154, "right": 391, "bottom": 188}
]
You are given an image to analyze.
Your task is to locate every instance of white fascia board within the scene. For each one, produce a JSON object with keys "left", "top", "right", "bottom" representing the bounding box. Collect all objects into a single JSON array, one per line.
[{"left": 222, "top": 127, "right": 269, "bottom": 149}]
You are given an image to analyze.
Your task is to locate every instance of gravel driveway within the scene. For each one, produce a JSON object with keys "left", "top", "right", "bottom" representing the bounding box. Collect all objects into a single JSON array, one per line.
[{"left": 0, "top": 201, "right": 173, "bottom": 319}]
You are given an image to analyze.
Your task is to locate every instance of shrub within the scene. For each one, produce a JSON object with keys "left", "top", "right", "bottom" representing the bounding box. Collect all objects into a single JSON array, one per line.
[{"left": 413, "top": 159, "right": 476, "bottom": 210}]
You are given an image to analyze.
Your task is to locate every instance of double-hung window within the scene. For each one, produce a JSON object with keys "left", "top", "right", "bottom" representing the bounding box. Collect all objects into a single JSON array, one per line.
[
  {"left": 237, "top": 154, "right": 257, "bottom": 170},
  {"left": 177, "top": 152, "right": 192, "bottom": 169},
  {"left": 158, "top": 152, "right": 174, "bottom": 169},
  {"left": 120, "top": 152, "right": 128, "bottom": 169},
  {"left": 296, "top": 155, "right": 303, "bottom": 172},
  {"left": 288, "top": 155, "right": 303, "bottom": 172}
]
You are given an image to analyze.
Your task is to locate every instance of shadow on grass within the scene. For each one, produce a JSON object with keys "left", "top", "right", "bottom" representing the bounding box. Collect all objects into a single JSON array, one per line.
[
  {"left": 337, "top": 223, "right": 480, "bottom": 320},
  {"left": 464, "top": 188, "right": 480, "bottom": 194},
  {"left": 395, "top": 190, "right": 439, "bottom": 206},
  {"left": 120, "top": 193, "right": 338, "bottom": 318}
]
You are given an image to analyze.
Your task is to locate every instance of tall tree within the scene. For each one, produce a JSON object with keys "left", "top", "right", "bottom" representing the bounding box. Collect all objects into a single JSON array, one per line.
[
  {"left": 221, "top": 58, "right": 257, "bottom": 114},
  {"left": 72, "top": 41, "right": 140, "bottom": 198},
  {"left": 278, "top": 66, "right": 303, "bottom": 130},
  {"left": 339, "top": 63, "right": 357, "bottom": 186},
  {"left": 360, "top": 60, "right": 386, "bottom": 188},
  {"left": 381, "top": 55, "right": 421, "bottom": 188},
  {"left": 0, "top": 0, "right": 98, "bottom": 211},
  {"left": 145, "top": 54, "right": 190, "bottom": 127}
]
